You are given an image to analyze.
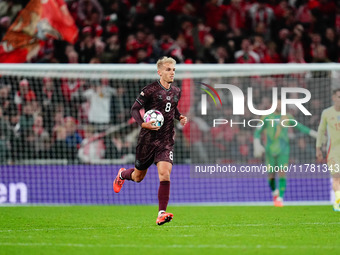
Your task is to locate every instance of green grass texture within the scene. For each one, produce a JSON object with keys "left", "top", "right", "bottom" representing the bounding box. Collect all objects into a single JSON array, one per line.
[{"left": 1, "top": 205, "right": 339, "bottom": 255}]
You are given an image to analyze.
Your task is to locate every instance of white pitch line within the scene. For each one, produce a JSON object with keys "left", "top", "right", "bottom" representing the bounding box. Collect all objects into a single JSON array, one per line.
[
  {"left": 0, "top": 227, "right": 97, "bottom": 233},
  {"left": 1, "top": 222, "right": 339, "bottom": 232},
  {"left": 126, "top": 222, "right": 340, "bottom": 229},
  {"left": 0, "top": 242, "right": 339, "bottom": 249}
]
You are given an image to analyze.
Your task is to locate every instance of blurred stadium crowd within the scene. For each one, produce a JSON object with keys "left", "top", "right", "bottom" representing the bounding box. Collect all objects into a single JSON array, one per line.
[
  {"left": 0, "top": 76, "right": 146, "bottom": 164},
  {"left": 0, "top": 0, "right": 337, "bottom": 165},
  {"left": 0, "top": 72, "right": 331, "bottom": 165},
  {"left": 0, "top": 0, "right": 339, "bottom": 64}
]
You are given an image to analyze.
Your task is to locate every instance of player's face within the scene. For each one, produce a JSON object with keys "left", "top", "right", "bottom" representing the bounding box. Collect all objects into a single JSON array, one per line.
[
  {"left": 332, "top": 91, "right": 340, "bottom": 108},
  {"left": 158, "top": 63, "right": 175, "bottom": 84}
]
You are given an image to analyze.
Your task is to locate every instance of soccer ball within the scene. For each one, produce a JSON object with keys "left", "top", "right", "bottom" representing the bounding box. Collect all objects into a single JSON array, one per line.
[{"left": 143, "top": 109, "right": 164, "bottom": 127}]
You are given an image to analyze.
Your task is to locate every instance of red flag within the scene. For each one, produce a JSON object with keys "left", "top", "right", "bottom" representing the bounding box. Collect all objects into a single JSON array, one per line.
[
  {"left": 0, "top": 0, "right": 78, "bottom": 63},
  {"left": 177, "top": 77, "right": 192, "bottom": 116},
  {"left": 177, "top": 60, "right": 194, "bottom": 115}
]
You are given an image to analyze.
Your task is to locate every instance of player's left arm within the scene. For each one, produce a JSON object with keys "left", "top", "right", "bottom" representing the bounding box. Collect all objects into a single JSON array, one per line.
[
  {"left": 174, "top": 107, "right": 187, "bottom": 126},
  {"left": 175, "top": 89, "right": 187, "bottom": 126}
]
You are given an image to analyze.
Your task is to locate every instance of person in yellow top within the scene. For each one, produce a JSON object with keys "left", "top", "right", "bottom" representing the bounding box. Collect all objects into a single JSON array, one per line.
[{"left": 316, "top": 88, "right": 340, "bottom": 211}]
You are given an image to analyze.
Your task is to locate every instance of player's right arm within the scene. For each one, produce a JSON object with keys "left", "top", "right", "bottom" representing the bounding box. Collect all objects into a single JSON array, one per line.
[
  {"left": 131, "top": 87, "right": 160, "bottom": 131},
  {"left": 130, "top": 101, "right": 160, "bottom": 131}
]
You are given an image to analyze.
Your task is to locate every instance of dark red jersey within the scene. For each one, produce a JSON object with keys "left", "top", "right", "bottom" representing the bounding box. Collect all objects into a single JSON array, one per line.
[{"left": 136, "top": 81, "right": 181, "bottom": 148}]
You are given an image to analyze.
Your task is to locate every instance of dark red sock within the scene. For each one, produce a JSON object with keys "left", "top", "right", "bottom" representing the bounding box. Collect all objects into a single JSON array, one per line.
[
  {"left": 121, "top": 168, "right": 134, "bottom": 180},
  {"left": 158, "top": 181, "right": 170, "bottom": 212}
]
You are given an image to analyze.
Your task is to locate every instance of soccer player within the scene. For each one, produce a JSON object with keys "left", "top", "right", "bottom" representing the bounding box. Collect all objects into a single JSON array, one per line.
[
  {"left": 254, "top": 100, "right": 317, "bottom": 207},
  {"left": 316, "top": 88, "right": 340, "bottom": 211},
  {"left": 113, "top": 56, "right": 187, "bottom": 225}
]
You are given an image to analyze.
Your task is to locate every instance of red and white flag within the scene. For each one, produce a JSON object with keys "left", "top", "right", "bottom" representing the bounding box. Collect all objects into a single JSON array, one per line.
[{"left": 0, "top": 0, "right": 78, "bottom": 63}]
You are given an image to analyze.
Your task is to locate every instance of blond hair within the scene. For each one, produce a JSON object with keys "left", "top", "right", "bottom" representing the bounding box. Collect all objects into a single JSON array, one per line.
[{"left": 156, "top": 56, "right": 176, "bottom": 70}]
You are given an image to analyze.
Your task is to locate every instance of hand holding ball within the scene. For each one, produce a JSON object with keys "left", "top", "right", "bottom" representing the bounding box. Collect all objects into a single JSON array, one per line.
[{"left": 143, "top": 110, "right": 164, "bottom": 127}]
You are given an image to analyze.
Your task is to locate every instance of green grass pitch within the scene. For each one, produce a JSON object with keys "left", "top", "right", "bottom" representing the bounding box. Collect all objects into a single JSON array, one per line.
[{"left": 0, "top": 205, "right": 339, "bottom": 255}]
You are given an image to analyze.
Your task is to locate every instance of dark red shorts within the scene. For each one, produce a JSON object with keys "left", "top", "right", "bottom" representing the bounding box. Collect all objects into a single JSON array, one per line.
[{"left": 134, "top": 143, "right": 174, "bottom": 170}]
